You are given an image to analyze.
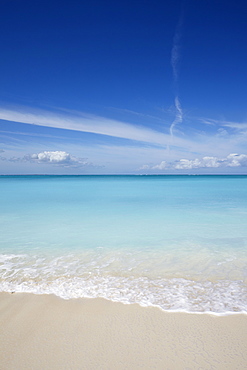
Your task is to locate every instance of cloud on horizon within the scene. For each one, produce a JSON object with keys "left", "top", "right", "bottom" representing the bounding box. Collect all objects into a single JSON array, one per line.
[
  {"left": 1, "top": 150, "right": 96, "bottom": 168},
  {"left": 140, "top": 153, "right": 247, "bottom": 171}
]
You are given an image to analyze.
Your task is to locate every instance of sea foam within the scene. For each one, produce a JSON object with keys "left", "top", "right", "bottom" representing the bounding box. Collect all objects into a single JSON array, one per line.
[{"left": 0, "top": 252, "right": 246, "bottom": 313}]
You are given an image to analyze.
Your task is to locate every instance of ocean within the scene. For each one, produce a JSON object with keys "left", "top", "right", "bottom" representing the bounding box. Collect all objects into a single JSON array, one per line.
[{"left": 0, "top": 175, "right": 246, "bottom": 314}]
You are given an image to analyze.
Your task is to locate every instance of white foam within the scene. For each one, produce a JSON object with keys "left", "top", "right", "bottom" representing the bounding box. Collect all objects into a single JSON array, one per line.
[{"left": 0, "top": 253, "right": 246, "bottom": 314}]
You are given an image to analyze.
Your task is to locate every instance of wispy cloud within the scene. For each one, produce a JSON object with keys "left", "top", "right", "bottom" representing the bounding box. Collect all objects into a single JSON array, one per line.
[
  {"left": 108, "top": 107, "right": 165, "bottom": 122},
  {"left": 2, "top": 105, "right": 247, "bottom": 174},
  {"left": 0, "top": 106, "right": 171, "bottom": 146},
  {"left": 0, "top": 106, "right": 200, "bottom": 152},
  {"left": 199, "top": 117, "right": 247, "bottom": 130},
  {"left": 0, "top": 129, "right": 73, "bottom": 141}
]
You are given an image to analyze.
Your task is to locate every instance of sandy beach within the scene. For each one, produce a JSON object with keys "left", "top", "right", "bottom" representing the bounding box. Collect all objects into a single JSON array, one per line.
[{"left": 0, "top": 293, "right": 246, "bottom": 369}]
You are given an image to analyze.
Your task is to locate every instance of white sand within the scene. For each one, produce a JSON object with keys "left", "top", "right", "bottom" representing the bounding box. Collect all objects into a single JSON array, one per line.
[{"left": 0, "top": 292, "right": 247, "bottom": 369}]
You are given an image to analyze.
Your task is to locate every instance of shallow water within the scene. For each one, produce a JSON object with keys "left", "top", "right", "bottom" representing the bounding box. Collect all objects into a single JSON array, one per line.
[{"left": 0, "top": 175, "right": 247, "bottom": 313}]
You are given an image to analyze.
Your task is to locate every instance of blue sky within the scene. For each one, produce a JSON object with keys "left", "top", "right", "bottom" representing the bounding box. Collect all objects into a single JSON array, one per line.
[{"left": 0, "top": 0, "right": 247, "bottom": 174}]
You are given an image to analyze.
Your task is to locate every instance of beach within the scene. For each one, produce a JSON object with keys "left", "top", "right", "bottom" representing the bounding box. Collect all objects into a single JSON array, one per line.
[
  {"left": 1, "top": 0, "right": 247, "bottom": 363},
  {"left": 1, "top": 176, "right": 247, "bottom": 368},
  {"left": 0, "top": 292, "right": 247, "bottom": 369}
]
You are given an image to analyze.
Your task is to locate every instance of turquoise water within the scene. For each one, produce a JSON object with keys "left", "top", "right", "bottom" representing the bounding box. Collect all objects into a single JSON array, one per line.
[{"left": 0, "top": 175, "right": 247, "bottom": 313}]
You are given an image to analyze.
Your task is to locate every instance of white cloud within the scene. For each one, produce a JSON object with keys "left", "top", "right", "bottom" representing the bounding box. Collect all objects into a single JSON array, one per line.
[
  {"left": 226, "top": 153, "right": 247, "bottom": 167},
  {"left": 174, "top": 156, "right": 221, "bottom": 169},
  {"left": 30, "top": 151, "right": 71, "bottom": 164},
  {"left": 141, "top": 153, "right": 247, "bottom": 171},
  {"left": 139, "top": 164, "right": 150, "bottom": 170},
  {"left": 153, "top": 161, "right": 168, "bottom": 170},
  {"left": 139, "top": 161, "right": 168, "bottom": 171},
  {"left": 2, "top": 150, "right": 97, "bottom": 168},
  {"left": 28, "top": 150, "right": 94, "bottom": 168}
]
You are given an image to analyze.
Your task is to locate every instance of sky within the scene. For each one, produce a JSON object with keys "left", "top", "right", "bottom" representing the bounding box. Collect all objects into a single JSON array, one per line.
[{"left": 0, "top": 0, "right": 247, "bottom": 174}]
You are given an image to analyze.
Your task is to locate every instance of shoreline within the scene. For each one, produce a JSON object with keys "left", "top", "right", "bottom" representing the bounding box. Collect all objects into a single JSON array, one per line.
[
  {"left": 0, "top": 292, "right": 247, "bottom": 369},
  {"left": 1, "top": 289, "right": 247, "bottom": 317}
]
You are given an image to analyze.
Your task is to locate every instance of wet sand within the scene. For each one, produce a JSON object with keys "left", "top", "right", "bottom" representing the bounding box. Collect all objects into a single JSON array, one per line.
[{"left": 0, "top": 292, "right": 246, "bottom": 369}]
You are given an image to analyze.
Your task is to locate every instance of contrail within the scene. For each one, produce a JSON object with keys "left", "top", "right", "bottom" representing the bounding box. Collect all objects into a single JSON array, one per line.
[
  {"left": 170, "top": 96, "right": 183, "bottom": 138},
  {"left": 171, "top": 15, "right": 183, "bottom": 86},
  {"left": 170, "top": 7, "right": 184, "bottom": 140}
]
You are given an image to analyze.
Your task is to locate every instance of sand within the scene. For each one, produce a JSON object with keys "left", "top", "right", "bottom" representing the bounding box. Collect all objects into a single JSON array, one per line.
[{"left": 0, "top": 292, "right": 246, "bottom": 369}]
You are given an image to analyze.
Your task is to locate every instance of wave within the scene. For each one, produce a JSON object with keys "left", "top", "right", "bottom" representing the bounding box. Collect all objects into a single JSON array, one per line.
[{"left": 1, "top": 253, "right": 246, "bottom": 315}]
